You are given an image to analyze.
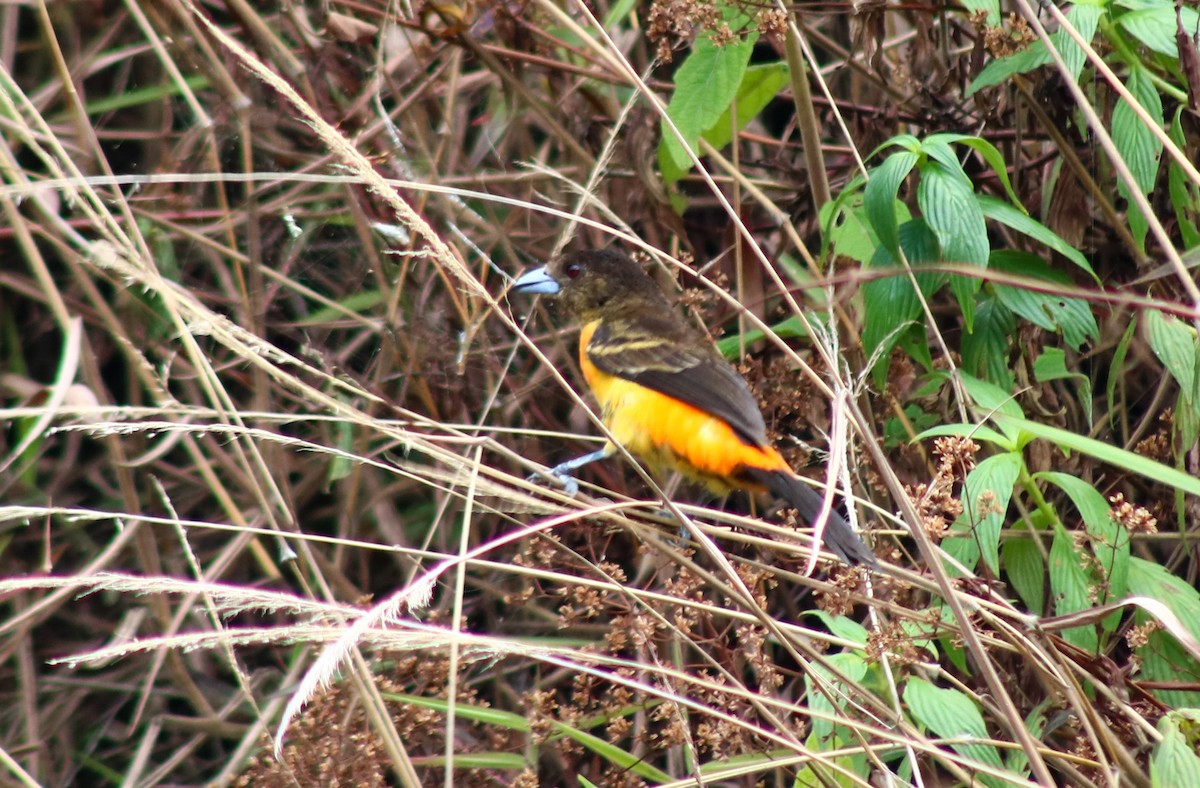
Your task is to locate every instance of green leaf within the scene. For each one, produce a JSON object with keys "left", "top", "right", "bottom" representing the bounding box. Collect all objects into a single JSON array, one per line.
[
  {"left": 826, "top": 190, "right": 904, "bottom": 265},
  {"left": 601, "top": 0, "right": 638, "bottom": 27},
  {"left": 1117, "top": 6, "right": 1200, "bottom": 58},
  {"left": 960, "top": 372, "right": 1028, "bottom": 438},
  {"left": 1169, "top": 110, "right": 1200, "bottom": 248},
  {"left": 83, "top": 74, "right": 211, "bottom": 115},
  {"left": 1057, "top": 4, "right": 1104, "bottom": 84},
  {"left": 1113, "top": 66, "right": 1165, "bottom": 252},
  {"left": 862, "top": 221, "right": 944, "bottom": 385},
  {"left": 715, "top": 314, "right": 809, "bottom": 357},
  {"left": 1128, "top": 558, "right": 1200, "bottom": 708},
  {"left": 1033, "top": 347, "right": 1093, "bottom": 424},
  {"left": 1108, "top": 317, "right": 1139, "bottom": 427},
  {"left": 1002, "top": 538, "right": 1046, "bottom": 613},
  {"left": 1117, "top": 66, "right": 1166, "bottom": 195},
  {"left": 926, "top": 133, "right": 1020, "bottom": 206},
  {"left": 390, "top": 693, "right": 533, "bottom": 730},
  {"left": 1049, "top": 523, "right": 1098, "bottom": 651},
  {"left": 703, "top": 62, "right": 790, "bottom": 153},
  {"left": 1128, "top": 557, "right": 1200, "bottom": 642},
  {"left": 989, "top": 251, "right": 1099, "bottom": 351},
  {"left": 1039, "top": 471, "right": 1130, "bottom": 604},
  {"left": 551, "top": 720, "right": 674, "bottom": 782},
  {"left": 951, "top": 452, "right": 1022, "bottom": 575},
  {"left": 918, "top": 161, "right": 990, "bottom": 266},
  {"left": 1167, "top": 299, "right": 1200, "bottom": 447},
  {"left": 864, "top": 150, "right": 920, "bottom": 259},
  {"left": 1145, "top": 309, "right": 1200, "bottom": 404},
  {"left": 969, "top": 42, "right": 1053, "bottom": 94},
  {"left": 959, "top": 0, "right": 1001, "bottom": 25},
  {"left": 968, "top": 3, "right": 1103, "bottom": 94},
  {"left": 904, "top": 678, "right": 1006, "bottom": 783},
  {"left": 992, "top": 414, "right": 1200, "bottom": 498},
  {"left": 806, "top": 651, "right": 870, "bottom": 743},
  {"left": 977, "top": 194, "right": 1096, "bottom": 278},
  {"left": 804, "top": 610, "right": 870, "bottom": 647},
  {"left": 1152, "top": 712, "right": 1200, "bottom": 786},
  {"left": 1139, "top": 629, "right": 1200, "bottom": 709},
  {"left": 963, "top": 295, "right": 1016, "bottom": 387},
  {"left": 918, "top": 161, "right": 989, "bottom": 330},
  {"left": 659, "top": 30, "right": 756, "bottom": 176},
  {"left": 301, "top": 289, "right": 386, "bottom": 325}
]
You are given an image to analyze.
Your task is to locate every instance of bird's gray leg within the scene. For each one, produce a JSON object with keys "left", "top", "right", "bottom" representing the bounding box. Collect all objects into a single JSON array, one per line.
[{"left": 530, "top": 446, "right": 611, "bottom": 496}]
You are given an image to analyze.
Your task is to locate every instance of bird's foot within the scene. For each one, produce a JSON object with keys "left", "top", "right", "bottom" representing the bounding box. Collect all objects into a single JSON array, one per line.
[{"left": 527, "top": 464, "right": 581, "bottom": 497}]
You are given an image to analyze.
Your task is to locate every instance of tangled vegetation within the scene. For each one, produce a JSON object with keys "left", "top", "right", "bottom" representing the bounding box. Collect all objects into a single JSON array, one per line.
[{"left": 1, "top": 0, "right": 1198, "bottom": 785}]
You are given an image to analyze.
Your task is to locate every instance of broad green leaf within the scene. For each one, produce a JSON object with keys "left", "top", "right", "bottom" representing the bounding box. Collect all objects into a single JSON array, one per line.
[
  {"left": 961, "top": 296, "right": 1014, "bottom": 387},
  {"left": 968, "top": 4, "right": 1103, "bottom": 93},
  {"left": 1002, "top": 538, "right": 1046, "bottom": 613},
  {"left": 1145, "top": 309, "right": 1200, "bottom": 404},
  {"left": 703, "top": 62, "right": 790, "bottom": 153},
  {"left": 715, "top": 314, "right": 810, "bottom": 358},
  {"left": 806, "top": 652, "right": 870, "bottom": 743},
  {"left": 1117, "top": 6, "right": 1200, "bottom": 58},
  {"left": 1057, "top": 4, "right": 1104, "bottom": 84},
  {"left": 969, "top": 41, "right": 1053, "bottom": 94},
  {"left": 1115, "top": 66, "right": 1165, "bottom": 194},
  {"left": 978, "top": 194, "right": 1095, "bottom": 278},
  {"left": 953, "top": 451, "right": 1022, "bottom": 574},
  {"left": 861, "top": 265, "right": 923, "bottom": 359},
  {"left": 918, "top": 161, "right": 988, "bottom": 330},
  {"left": 1169, "top": 110, "right": 1200, "bottom": 248},
  {"left": 989, "top": 251, "right": 1099, "bottom": 351},
  {"left": 921, "top": 137, "right": 972, "bottom": 180},
  {"left": 884, "top": 403, "right": 940, "bottom": 448},
  {"left": 959, "top": 0, "right": 1001, "bottom": 25},
  {"left": 992, "top": 414, "right": 1200, "bottom": 498},
  {"left": 1033, "top": 347, "right": 1093, "bottom": 424},
  {"left": 1128, "top": 557, "right": 1200, "bottom": 644},
  {"left": 1039, "top": 471, "right": 1130, "bottom": 604},
  {"left": 863, "top": 220, "right": 943, "bottom": 385},
  {"left": 1049, "top": 523, "right": 1097, "bottom": 651},
  {"left": 1139, "top": 630, "right": 1200, "bottom": 709},
  {"left": 926, "top": 133, "right": 1021, "bottom": 206},
  {"left": 660, "top": 31, "right": 756, "bottom": 175},
  {"left": 897, "top": 323, "right": 936, "bottom": 374},
  {"left": 1113, "top": 66, "right": 1165, "bottom": 252},
  {"left": 904, "top": 678, "right": 1006, "bottom": 784},
  {"left": 960, "top": 372, "right": 1028, "bottom": 436},
  {"left": 1128, "top": 558, "right": 1200, "bottom": 708},
  {"left": 1152, "top": 712, "right": 1200, "bottom": 786},
  {"left": 826, "top": 191, "right": 905, "bottom": 265},
  {"left": 917, "top": 423, "right": 1016, "bottom": 448},
  {"left": 803, "top": 610, "right": 870, "bottom": 647},
  {"left": 864, "top": 150, "right": 920, "bottom": 258},
  {"left": 918, "top": 162, "right": 990, "bottom": 266}
]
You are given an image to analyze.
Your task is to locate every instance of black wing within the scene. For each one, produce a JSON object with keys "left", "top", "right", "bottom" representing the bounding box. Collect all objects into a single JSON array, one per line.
[{"left": 586, "top": 315, "right": 770, "bottom": 448}]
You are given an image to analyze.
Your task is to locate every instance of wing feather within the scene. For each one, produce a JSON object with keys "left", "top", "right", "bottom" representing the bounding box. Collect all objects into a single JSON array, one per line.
[{"left": 587, "top": 316, "right": 770, "bottom": 448}]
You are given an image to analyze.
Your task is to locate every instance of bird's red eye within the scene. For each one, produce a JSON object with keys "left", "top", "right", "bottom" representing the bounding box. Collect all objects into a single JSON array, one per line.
[{"left": 564, "top": 262, "right": 582, "bottom": 279}]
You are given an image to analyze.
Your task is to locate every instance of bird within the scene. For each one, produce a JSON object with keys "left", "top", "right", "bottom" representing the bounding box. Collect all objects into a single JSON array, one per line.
[{"left": 511, "top": 248, "right": 878, "bottom": 567}]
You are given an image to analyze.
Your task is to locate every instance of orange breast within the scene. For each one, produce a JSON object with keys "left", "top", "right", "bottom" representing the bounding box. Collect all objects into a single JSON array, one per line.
[{"left": 578, "top": 321, "right": 788, "bottom": 494}]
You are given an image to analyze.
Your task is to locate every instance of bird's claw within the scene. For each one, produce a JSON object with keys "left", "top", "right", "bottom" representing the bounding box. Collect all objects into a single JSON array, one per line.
[{"left": 527, "top": 467, "right": 580, "bottom": 497}]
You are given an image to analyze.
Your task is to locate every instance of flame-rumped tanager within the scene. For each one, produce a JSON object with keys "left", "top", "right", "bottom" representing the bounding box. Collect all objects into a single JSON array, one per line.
[{"left": 512, "top": 248, "right": 877, "bottom": 567}]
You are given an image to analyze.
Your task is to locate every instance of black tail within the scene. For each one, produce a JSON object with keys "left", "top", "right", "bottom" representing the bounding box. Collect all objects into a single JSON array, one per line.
[{"left": 743, "top": 467, "right": 879, "bottom": 568}]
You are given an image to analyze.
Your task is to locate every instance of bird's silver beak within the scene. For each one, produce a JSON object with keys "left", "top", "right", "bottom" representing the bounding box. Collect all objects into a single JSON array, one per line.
[{"left": 511, "top": 265, "right": 561, "bottom": 295}]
